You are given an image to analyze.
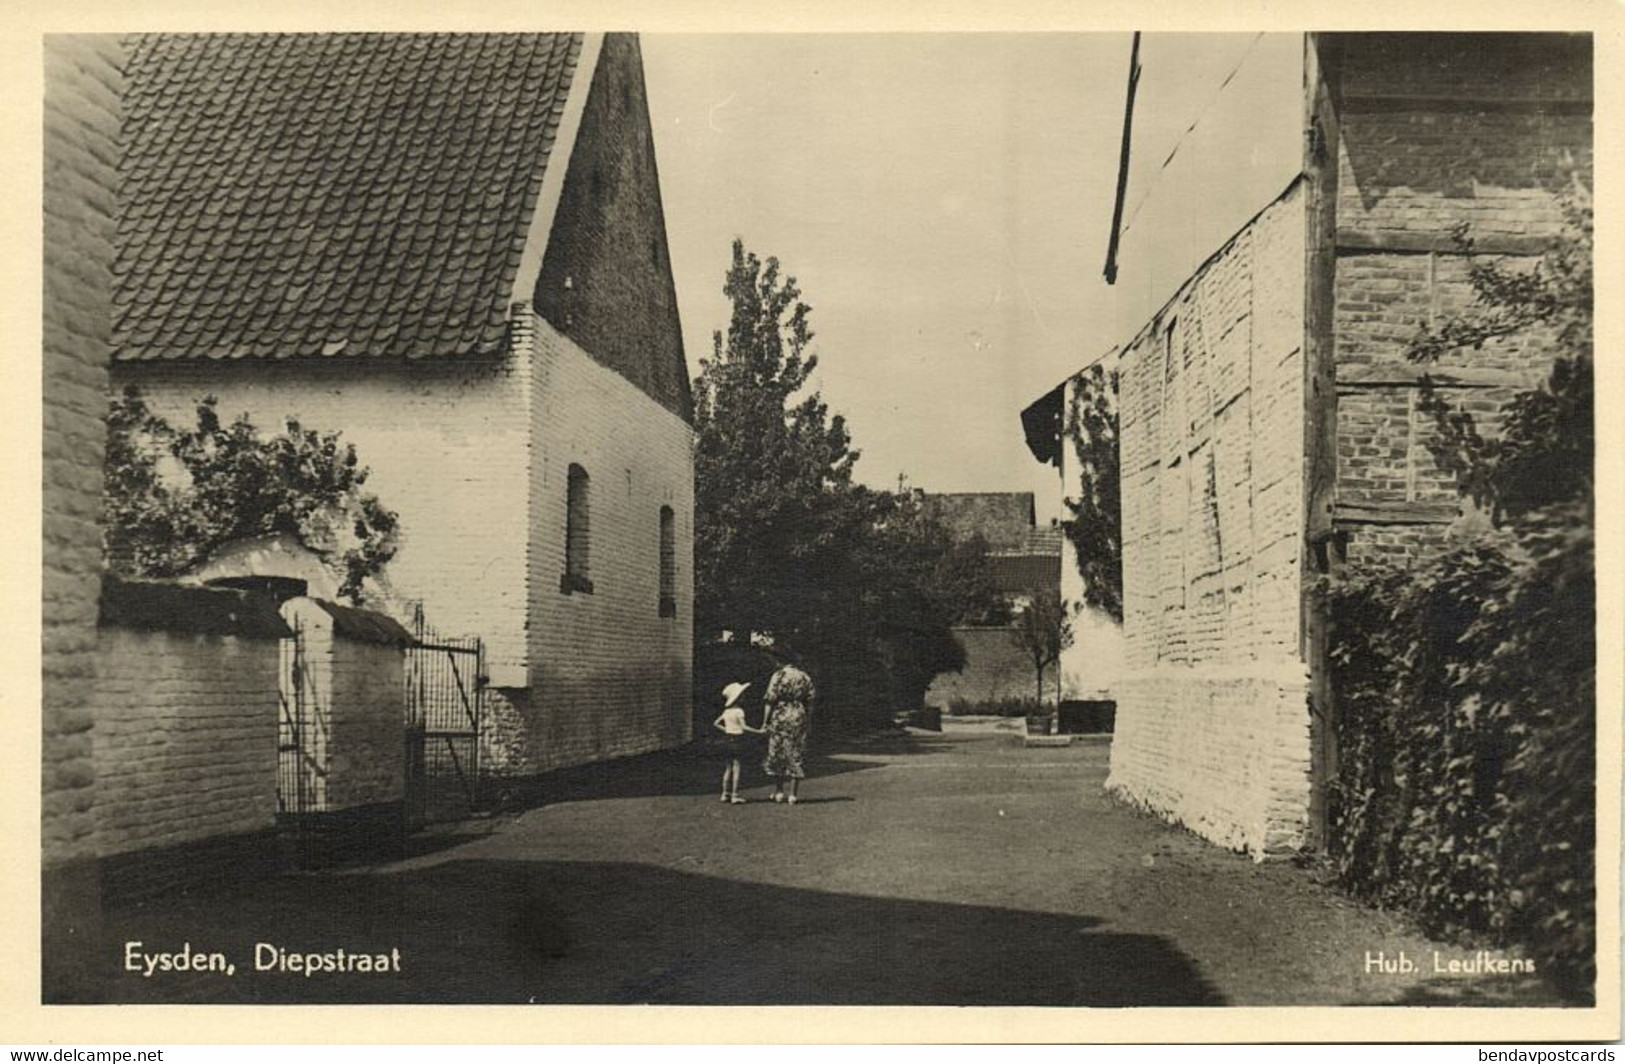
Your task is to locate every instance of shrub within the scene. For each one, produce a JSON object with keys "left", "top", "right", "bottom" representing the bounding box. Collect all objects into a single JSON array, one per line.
[
  {"left": 944, "top": 697, "right": 1044, "bottom": 718},
  {"left": 1325, "top": 509, "right": 1594, "bottom": 1001}
]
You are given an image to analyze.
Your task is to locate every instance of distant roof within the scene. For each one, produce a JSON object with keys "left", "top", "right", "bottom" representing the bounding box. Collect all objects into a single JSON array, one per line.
[
  {"left": 1021, "top": 527, "right": 1063, "bottom": 555},
  {"left": 986, "top": 553, "right": 1062, "bottom": 595},
  {"left": 113, "top": 33, "right": 583, "bottom": 362},
  {"left": 919, "top": 492, "right": 1036, "bottom": 551}
]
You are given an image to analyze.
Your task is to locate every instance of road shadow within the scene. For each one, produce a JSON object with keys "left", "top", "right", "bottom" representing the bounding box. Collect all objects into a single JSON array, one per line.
[{"left": 97, "top": 858, "right": 1225, "bottom": 1007}]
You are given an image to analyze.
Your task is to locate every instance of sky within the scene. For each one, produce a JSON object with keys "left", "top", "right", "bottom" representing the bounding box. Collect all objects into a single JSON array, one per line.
[{"left": 640, "top": 34, "right": 1304, "bottom": 518}]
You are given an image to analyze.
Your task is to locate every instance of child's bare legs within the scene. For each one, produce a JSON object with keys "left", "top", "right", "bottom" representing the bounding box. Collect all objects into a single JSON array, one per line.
[{"left": 721, "top": 758, "right": 741, "bottom": 801}]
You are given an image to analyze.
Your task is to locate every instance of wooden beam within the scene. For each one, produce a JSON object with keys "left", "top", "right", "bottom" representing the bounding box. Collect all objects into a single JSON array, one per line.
[
  {"left": 1334, "top": 500, "right": 1459, "bottom": 526},
  {"left": 1337, "top": 229, "right": 1555, "bottom": 257},
  {"left": 1337, "top": 364, "right": 1533, "bottom": 389},
  {"left": 1336, "top": 92, "right": 1591, "bottom": 115},
  {"left": 1302, "top": 32, "right": 1342, "bottom": 854}
]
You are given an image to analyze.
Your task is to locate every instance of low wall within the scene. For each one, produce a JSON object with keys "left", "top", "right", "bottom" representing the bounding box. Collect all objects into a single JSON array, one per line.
[
  {"left": 924, "top": 626, "right": 1058, "bottom": 709},
  {"left": 92, "top": 579, "right": 288, "bottom": 892}
]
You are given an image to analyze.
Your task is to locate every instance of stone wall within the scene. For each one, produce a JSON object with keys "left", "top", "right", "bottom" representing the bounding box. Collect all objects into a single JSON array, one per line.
[
  {"left": 1329, "top": 33, "right": 1593, "bottom": 565},
  {"left": 1109, "top": 183, "right": 1312, "bottom": 856},
  {"left": 924, "top": 626, "right": 1058, "bottom": 709},
  {"left": 483, "top": 313, "right": 693, "bottom": 776}
]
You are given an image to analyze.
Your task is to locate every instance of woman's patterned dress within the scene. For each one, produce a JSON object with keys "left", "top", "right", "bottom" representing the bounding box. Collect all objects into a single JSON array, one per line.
[{"left": 761, "top": 664, "right": 814, "bottom": 780}]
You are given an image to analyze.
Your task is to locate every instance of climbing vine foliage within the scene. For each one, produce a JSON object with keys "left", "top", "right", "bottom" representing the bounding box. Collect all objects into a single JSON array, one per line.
[
  {"left": 1060, "top": 363, "right": 1122, "bottom": 623},
  {"left": 103, "top": 386, "right": 399, "bottom": 603}
]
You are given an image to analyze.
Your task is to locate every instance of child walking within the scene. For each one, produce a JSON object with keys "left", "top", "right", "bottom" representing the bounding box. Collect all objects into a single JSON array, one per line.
[{"left": 713, "top": 682, "right": 763, "bottom": 804}]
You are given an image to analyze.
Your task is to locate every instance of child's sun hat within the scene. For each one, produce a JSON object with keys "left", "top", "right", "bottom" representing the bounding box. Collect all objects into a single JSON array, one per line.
[{"left": 721, "top": 682, "right": 751, "bottom": 708}]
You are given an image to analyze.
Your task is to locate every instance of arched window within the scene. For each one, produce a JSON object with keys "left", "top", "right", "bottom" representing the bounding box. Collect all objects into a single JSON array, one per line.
[
  {"left": 562, "top": 464, "right": 593, "bottom": 594},
  {"left": 658, "top": 505, "right": 676, "bottom": 618}
]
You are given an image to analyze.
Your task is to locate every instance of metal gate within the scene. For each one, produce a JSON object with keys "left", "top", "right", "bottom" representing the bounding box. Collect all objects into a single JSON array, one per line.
[
  {"left": 277, "top": 618, "right": 320, "bottom": 865},
  {"left": 404, "top": 605, "right": 486, "bottom": 827}
]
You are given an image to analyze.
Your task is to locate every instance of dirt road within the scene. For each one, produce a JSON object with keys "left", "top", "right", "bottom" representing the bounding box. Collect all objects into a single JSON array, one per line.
[{"left": 102, "top": 722, "right": 1556, "bottom": 1005}]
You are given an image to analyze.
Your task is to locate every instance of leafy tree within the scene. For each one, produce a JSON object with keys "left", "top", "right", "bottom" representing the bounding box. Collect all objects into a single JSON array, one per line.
[
  {"left": 693, "top": 239, "right": 993, "bottom": 726},
  {"left": 693, "top": 240, "right": 856, "bottom": 643},
  {"left": 1061, "top": 363, "right": 1122, "bottom": 622},
  {"left": 1009, "top": 588, "right": 1074, "bottom": 704},
  {"left": 103, "top": 386, "right": 398, "bottom": 602}
]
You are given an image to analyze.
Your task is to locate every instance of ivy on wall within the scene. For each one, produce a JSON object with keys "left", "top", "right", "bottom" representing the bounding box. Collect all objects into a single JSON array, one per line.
[{"left": 1060, "top": 363, "right": 1122, "bottom": 623}]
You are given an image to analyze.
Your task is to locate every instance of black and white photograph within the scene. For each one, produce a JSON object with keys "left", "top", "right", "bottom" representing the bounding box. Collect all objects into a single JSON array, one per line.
[{"left": 31, "top": 13, "right": 1615, "bottom": 1041}]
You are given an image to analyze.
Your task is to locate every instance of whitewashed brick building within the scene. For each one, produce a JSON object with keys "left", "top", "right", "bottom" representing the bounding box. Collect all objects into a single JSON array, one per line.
[
  {"left": 1023, "top": 33, "right": 1592, "bottom": 856},
  {"left": 111, "top": 33, "right": 695, "bottom": 776}
]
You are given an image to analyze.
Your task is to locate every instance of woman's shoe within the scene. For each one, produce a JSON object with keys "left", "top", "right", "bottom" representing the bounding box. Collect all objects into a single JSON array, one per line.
[
  {"left": 771, "top": 792, "right": 785, "bottom": 803},
  {"left": 787, "top": 795, "right": 798, "bottom": 805}
]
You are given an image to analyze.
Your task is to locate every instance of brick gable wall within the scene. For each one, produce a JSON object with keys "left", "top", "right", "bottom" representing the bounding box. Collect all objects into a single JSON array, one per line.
[{"left": 534, "top": 33, "right": 691, "bottom": 424}]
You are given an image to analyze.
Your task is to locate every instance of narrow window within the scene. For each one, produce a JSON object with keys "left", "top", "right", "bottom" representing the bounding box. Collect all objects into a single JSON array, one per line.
[
  {"left": 562, "top": 464, "right": 593, "bottom": 594},
  {"left": 658, "top": 505, "right": 676, "bottom": 618}
]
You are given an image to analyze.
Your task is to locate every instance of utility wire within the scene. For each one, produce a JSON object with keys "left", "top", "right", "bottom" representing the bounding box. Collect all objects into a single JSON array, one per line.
[{"left": 1119, "top": 32, "right": 1266, "bottom": 239}]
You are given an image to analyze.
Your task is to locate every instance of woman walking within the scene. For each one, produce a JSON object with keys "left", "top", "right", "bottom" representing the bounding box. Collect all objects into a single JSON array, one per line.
[{"left": 761, "top": 662, "right": 814, "bottom": 804}]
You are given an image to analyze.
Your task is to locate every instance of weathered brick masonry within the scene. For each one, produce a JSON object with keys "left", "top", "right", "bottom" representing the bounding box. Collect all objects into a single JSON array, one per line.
[
  {"left": 1329, "top": 33, "right": 1592, "bottom": 565},
  {"left": 1109, "top": 184, "right": 1311, "bottom": 856},
  {"left": 280, "top": 597, "right": 412, "bottom": 815},
  {"left": 43, "top": 33, "right": 125, "bottom": 1000},
  {"left": 90, "top": 579, "right": 291, "bottom": 899},
  {"left": 535, "top": 34, "right": 691, "bottom": 423},
  {"left": 117, "top": 313, "right": 695, "bottom": 781}
]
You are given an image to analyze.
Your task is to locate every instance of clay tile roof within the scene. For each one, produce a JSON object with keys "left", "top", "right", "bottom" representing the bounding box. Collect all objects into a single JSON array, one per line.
[
  {"left": 113, "top": 33, "right": 583, "bottom": 362},
  {"left": 1021, "top": 526, "right": 1063, "bottom": 554}
]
